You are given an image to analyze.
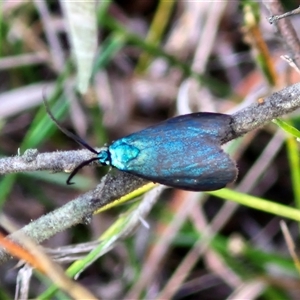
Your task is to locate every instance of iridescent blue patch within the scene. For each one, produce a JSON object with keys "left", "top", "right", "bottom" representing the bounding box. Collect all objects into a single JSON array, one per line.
[{"left": 97, "top": 113, "right": 237, "bottom": 191}]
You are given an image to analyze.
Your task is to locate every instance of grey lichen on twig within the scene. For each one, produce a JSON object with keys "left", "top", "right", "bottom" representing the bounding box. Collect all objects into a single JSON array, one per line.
[
  {"left": 0, "top": 148, "right": 101, "bottom": 175},
  {"left": 226, "top": 82, "right": 300, "bottom": 142}
]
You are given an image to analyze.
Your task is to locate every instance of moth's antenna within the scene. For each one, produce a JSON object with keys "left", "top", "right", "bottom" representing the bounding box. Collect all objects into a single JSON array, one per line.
[
  {"left": 42, "top": 95, "right": 98, "bottom": 155},
  {"left": 66, "top": 157, "right": 100, "bottom": 185},
  {"left": 43, "top": 94, "right": 101, "bottom": 184}
]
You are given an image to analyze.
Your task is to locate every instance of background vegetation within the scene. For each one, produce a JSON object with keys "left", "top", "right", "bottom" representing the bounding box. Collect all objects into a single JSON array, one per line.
[{"left": 1, "top": 1, "right": 300, "bottom": 299}]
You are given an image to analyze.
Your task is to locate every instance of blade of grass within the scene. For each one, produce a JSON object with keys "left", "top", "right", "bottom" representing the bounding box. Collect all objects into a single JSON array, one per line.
[
  {"left": 92, "top": 32, "right": 126, "bottom": 77},
  {"left": 286, "top": 137, "right": 300, "bottom": 209},
  {"left": 0, "top": 62, "right": 72, "bottom": 207},
  {"left": 135, "top": 0, "right": 175, "bottom": 73},
  {"left": 273, "top": 118, "right": 300, "bottom": 139},
  {"left": 208, "top": 188, "right": 300, "bottom": 221}
]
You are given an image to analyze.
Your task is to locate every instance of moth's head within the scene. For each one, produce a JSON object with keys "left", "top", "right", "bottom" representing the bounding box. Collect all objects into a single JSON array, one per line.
[{"left": 97, "top": 147, "right": 111, "bottom": 166}]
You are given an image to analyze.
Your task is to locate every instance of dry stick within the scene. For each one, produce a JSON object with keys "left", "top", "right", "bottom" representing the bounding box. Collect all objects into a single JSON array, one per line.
[
  {"left": 0, "top": 83, "right": 300, "bottom": 264},
  {"left": 1, "top": 217, "right": 97, "bottom": 299},
  {"left": 264, "top": 1, "right": 300, "bottom": 69},
  {"left": 0, "top": 171, "right": 147, "bottom": 264},
  {"left": 268, "top": 6, "right": 300, "bottom": 24},
  {"left": 0, "top": 149, "right": 98, "bottom": 175}
]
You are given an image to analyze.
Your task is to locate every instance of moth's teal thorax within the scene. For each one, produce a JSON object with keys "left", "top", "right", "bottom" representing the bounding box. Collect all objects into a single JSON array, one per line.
[{"left": 102, "top": 140, "right": 140, "bottom": 170}]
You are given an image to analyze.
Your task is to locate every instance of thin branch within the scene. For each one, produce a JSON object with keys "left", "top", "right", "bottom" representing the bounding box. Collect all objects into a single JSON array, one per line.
[
  {"left": 268, "top": 6, "right": 300, "bottom": 24},
  {"left": 226, "top": 82, "right": 300, "bottom": 142},
  {"left": 0, "top": 171, "right": 147, "bottom": 264},
  {"left": 0, "top": 149, "right": 99, "bottom": 175},
  {"left": 264, "top": 1, "right": 300, "bottom": 69},
  {"left": 1, "top": 83, "right": 300, "bottom": 175}
]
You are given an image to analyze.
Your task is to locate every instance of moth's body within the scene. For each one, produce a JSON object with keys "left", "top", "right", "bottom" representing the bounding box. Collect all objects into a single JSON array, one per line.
[
  {"left": 98, "top": 113, "right": 237, "bottom": 191},
  {"left": 44, "top": 96, "right": 237, "bottom": 190}
]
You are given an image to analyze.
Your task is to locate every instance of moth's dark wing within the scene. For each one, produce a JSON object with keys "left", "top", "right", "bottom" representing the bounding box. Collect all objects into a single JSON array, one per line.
[
  {"left": 125, "top": 112, "right": 233, "bottom": 142},
  {"left": 116, "top": 138, "right": 236, "bottom": 191},
  {"left": 110, "top": 113, "right": 237, "bottom": 191}
]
